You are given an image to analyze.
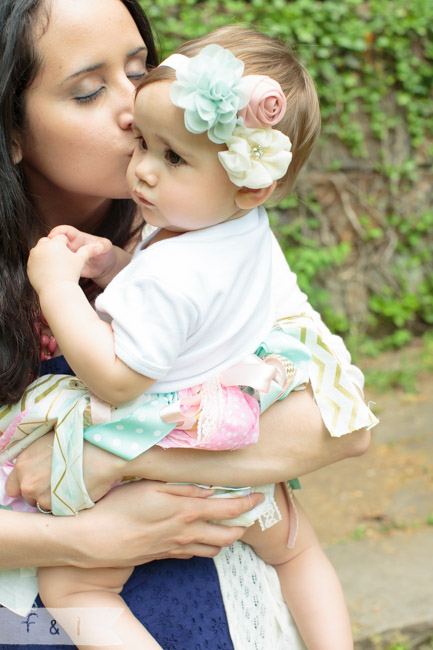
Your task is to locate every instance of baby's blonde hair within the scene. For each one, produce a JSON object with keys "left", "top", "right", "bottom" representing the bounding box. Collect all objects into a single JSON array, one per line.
[{"left": 139, "top": 25, "right": 321, "bottom": 205}]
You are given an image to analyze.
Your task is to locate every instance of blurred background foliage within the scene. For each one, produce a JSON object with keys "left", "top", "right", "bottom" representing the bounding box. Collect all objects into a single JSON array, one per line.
[{"left": 141, "top": 0, "right": 433, "bottom": 360}]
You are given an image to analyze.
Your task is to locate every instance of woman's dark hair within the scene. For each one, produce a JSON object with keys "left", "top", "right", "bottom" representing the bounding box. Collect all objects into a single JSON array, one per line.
[{"left": 0, "top": 0, "right": 158, "bottom": 405}]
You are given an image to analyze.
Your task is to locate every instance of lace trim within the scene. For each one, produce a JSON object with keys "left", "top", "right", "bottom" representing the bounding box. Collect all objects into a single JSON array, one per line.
[
  {"left": 257, "top": 495, "right": 282, "bottom": 531},
  {"left": 197, "top": 376, "right": 223, "bottom": 443}
]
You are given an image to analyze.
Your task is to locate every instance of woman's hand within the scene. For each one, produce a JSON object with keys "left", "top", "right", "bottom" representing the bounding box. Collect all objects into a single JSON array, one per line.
[
  {"left": 48, "top": 225, "right": 131, "bottom": 287},
  {"left": 6, "top": 433, "right": 127, "bottom": 509},
  {"left": 6, "top": 433, "right": 55, "bottom": 508},
  {"left": 70, "top": 481, "right": 263, "bottom": 567},
  {"left": 5, "top": 436, "right": 264, "bottom": 566},
  {"left": 1, "top": 481, "right": 263, "bottom": 570}
]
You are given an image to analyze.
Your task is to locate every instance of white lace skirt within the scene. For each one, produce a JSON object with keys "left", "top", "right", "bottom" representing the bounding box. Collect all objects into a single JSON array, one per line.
[{"left": 214, "top": 542, "right": 306, "bottom": 650}]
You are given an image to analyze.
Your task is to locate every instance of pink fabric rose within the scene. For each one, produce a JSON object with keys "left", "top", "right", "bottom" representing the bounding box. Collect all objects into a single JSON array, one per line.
[{"left": 238, "top": 75, "right": 287, "bottom": 128}]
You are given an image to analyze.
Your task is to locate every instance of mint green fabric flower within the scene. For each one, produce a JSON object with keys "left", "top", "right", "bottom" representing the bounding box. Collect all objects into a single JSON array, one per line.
[{"left": 169, "top": 44, "right": 250, "bottom": 144}]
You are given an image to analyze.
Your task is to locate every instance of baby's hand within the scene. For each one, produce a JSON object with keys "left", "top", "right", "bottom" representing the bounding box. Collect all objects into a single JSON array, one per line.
[
  {"left": 27, "top": 234, "right": 104, "bottom": 295},
  {"left": 48, "top": 225, "right": 115, "bottom": 281}
]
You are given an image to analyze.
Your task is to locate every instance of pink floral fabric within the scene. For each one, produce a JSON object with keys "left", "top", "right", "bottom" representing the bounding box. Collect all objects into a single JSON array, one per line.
[{"left": 158, "top": 384, "right": 259, "bottom": 450}]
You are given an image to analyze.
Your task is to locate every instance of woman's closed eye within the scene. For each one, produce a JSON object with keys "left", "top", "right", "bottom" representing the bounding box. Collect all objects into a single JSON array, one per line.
[
  {"left": 74, "top": 87, "right": 105, "bottom": 104},
  {"left": 73, "top": 57, "right": 147, "bottom": 105},
  {"left": 127, "top": 71, "right": 146, "bottom": 83},
  {"left": 125, "top": 52, "right": 148, "bottom": 84}
]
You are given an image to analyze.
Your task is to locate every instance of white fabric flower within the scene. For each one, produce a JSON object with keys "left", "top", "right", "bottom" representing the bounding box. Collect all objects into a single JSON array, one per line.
[{"left": 218, "top": 125, "right": 293, "bottom": 189}]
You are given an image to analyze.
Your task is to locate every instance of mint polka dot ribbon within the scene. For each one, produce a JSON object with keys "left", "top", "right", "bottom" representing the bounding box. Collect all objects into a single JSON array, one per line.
[{"left": 83, "top": 394, "right": 178, "bottom": 460}]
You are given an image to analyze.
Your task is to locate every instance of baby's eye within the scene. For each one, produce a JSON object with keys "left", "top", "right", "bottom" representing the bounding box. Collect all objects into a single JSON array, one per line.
[
  {"left": 165, "top": 149, "right": 185, "bottom": 166},
  {"left": 134, "top": 135, "right": 147, "bottom": 151}
]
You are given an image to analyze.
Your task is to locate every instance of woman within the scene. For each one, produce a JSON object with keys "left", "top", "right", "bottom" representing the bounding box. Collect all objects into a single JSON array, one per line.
[{"left": 0, "top": 0, "right": 370, "bottom": 648}]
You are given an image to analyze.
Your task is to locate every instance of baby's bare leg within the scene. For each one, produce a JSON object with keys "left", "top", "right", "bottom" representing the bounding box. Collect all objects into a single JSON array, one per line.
[
  {"left": 38, "top": 565, "right": 162, "bottom": 650},
  {"left": 242, "top": 483, "right": 353, "bottom": 650}
]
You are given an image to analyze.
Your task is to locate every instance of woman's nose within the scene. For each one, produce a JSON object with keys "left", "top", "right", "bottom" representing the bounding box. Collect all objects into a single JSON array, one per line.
[
  {"left": 117, "top": 79, "right": 135, "bottom": 130},
  {"left": 119, "top": 108, "right": 134, "bottom": 131}
]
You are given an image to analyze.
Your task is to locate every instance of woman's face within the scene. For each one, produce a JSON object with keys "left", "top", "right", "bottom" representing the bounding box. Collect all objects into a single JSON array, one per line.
[{"left": 18, "top": 0, "right": 148, "bottom": 209}]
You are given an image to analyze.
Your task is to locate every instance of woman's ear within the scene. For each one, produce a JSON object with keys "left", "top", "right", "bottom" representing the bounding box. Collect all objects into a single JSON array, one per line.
[
  {"left": 234, "top": 181, "right": 277, "bottom": 210},
  {"left": 11, "top": 134, "right": 23, "bottom": 165}
]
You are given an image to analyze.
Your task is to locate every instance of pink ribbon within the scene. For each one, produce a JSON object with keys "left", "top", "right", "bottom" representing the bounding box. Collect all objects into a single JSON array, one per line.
[
  {"left": 159, "top": 354, "right": 291, "bottom": 425},
  {"left": 219, "top": 354, "right": 277, "bottom": 391},
  {"left": 88, "top": 391, "right": 112, "bottom": 426}
]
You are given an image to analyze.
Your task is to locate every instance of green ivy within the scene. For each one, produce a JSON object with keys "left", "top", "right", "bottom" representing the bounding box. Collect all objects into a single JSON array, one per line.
[
  {"left": 269, "top": 201, "right": 352, "bottom": 335},
  {"left": 372, "top": 211, "right": 433, "bottom": 329}
]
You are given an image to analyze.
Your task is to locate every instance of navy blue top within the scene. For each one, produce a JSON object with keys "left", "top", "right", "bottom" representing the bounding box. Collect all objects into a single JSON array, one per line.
[{"left": 0, "top": 357, "right": 233, "bottom": 649}]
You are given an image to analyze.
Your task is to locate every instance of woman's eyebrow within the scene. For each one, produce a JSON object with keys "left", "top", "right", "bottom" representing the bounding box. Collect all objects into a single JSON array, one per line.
[
  {"left": 61, "top": 47, "right": 148, "bottom": 84},
  {"left": 61, "top": 63, "right": 103, "bottom": 84},
  {"left": 128, "top": 46, "right": 148, "bottom": 57}
]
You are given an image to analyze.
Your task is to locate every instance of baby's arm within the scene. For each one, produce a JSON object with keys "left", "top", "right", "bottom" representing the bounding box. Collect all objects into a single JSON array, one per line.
[{"left": 27, "top": 234, "right": 154, "bottom": 404}]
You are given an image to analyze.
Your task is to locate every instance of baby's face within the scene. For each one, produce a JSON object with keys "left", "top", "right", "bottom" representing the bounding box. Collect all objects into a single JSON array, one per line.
[{"left": 127, "top": 81, "right": 242, "bottom": 233}]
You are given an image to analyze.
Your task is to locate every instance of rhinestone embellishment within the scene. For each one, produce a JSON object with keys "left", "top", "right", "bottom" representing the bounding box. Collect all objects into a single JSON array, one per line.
[{"left": 251, "top": 145, "right": 264, "bottom": 160}]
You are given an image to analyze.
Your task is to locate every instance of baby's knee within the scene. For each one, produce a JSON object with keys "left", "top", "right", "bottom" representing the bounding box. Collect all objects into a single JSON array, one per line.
[{"left": 38, "top": 566, "right": 133, "bottom": 608}]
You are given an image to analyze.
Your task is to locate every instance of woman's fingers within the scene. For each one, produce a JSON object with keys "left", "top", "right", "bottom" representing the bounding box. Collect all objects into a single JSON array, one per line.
[
  {"left": 49, "top": 233, "right": 69, "bottom": 245},
  {"left": 158, "top": 482, "right": 216, "bottom": 498},
  {"left": 72, "top": 481, "right": 257, "bottom": 567},
  {"left": 5, "top": 433, "right": 55, "bottom": 507},
  {"left": 200, "top": 491, "right": 264, "bottom": 522},
  {"left": 4, "top": 467, "right": 20, "bottom": 498},
  {"left": 48, "top": 225, "right": 79, "bottom": 239},
  {"left": 76, "top": 242, "right": 105, "bottom": 262},
  {"left": 7, "top": 460, "right": 261, "bottom": 566},
  {"left": 156, "top": 519, "right": 248, "bottom": 559},
  {"left": 48, "top": 225, "right": 112, "bottom": 253},
  {"left": 192, "top": 522, "right": 248, "bottom": 549},
  {"left": 161, "top": 481, "right": 264, "bottom": 522}
]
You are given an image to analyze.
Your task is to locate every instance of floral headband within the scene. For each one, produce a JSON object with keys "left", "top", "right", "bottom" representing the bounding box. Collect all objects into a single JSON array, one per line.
[{"left": 160, "top": 44, "right": 293, "bottom": 189}]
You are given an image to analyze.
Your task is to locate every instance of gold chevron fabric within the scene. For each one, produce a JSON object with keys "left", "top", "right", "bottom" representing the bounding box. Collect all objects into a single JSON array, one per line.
[
  {"left": 0, "top": 374, "right": 95, "bottom": 515},
  {"left": 277, "top": 315, "right": 379, "bottom": 436}
]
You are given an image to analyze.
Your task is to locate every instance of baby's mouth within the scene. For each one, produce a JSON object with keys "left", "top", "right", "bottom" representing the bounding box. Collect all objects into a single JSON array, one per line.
[{"left": 134, "top": 190, "right": 154, "bottom": 208}]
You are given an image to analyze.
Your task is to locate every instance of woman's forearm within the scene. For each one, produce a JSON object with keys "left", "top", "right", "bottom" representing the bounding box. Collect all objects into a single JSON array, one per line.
[
  {"left": 127, "top": 386, "right": 371, "bottom": 487},
  {"left": 0, "top": 509, "right": 77, "bottom": 570},
  {"left": 7, "top": 387, "right": 370, "bottom": 515}
]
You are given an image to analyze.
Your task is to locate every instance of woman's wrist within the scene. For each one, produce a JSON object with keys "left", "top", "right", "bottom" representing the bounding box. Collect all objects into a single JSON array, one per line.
[{"left": 0, "top": 509, "right": 74, "bottom": 570}]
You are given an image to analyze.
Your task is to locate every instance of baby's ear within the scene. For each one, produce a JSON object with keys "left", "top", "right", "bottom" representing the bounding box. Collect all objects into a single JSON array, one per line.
[{"left": 234, "top": 181, "right": 277, "bottom": 210}]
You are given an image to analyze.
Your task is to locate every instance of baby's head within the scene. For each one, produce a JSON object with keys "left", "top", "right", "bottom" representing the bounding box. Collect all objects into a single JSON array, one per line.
[
  {"left": 177, "top": 25, "right": 321, "bottom": 205},
  {"left": 173, "top": 25, "right": 321, "bottom": 205},
  {"left": 128, "top": 25, "right": 320, "bottom": 231}
]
